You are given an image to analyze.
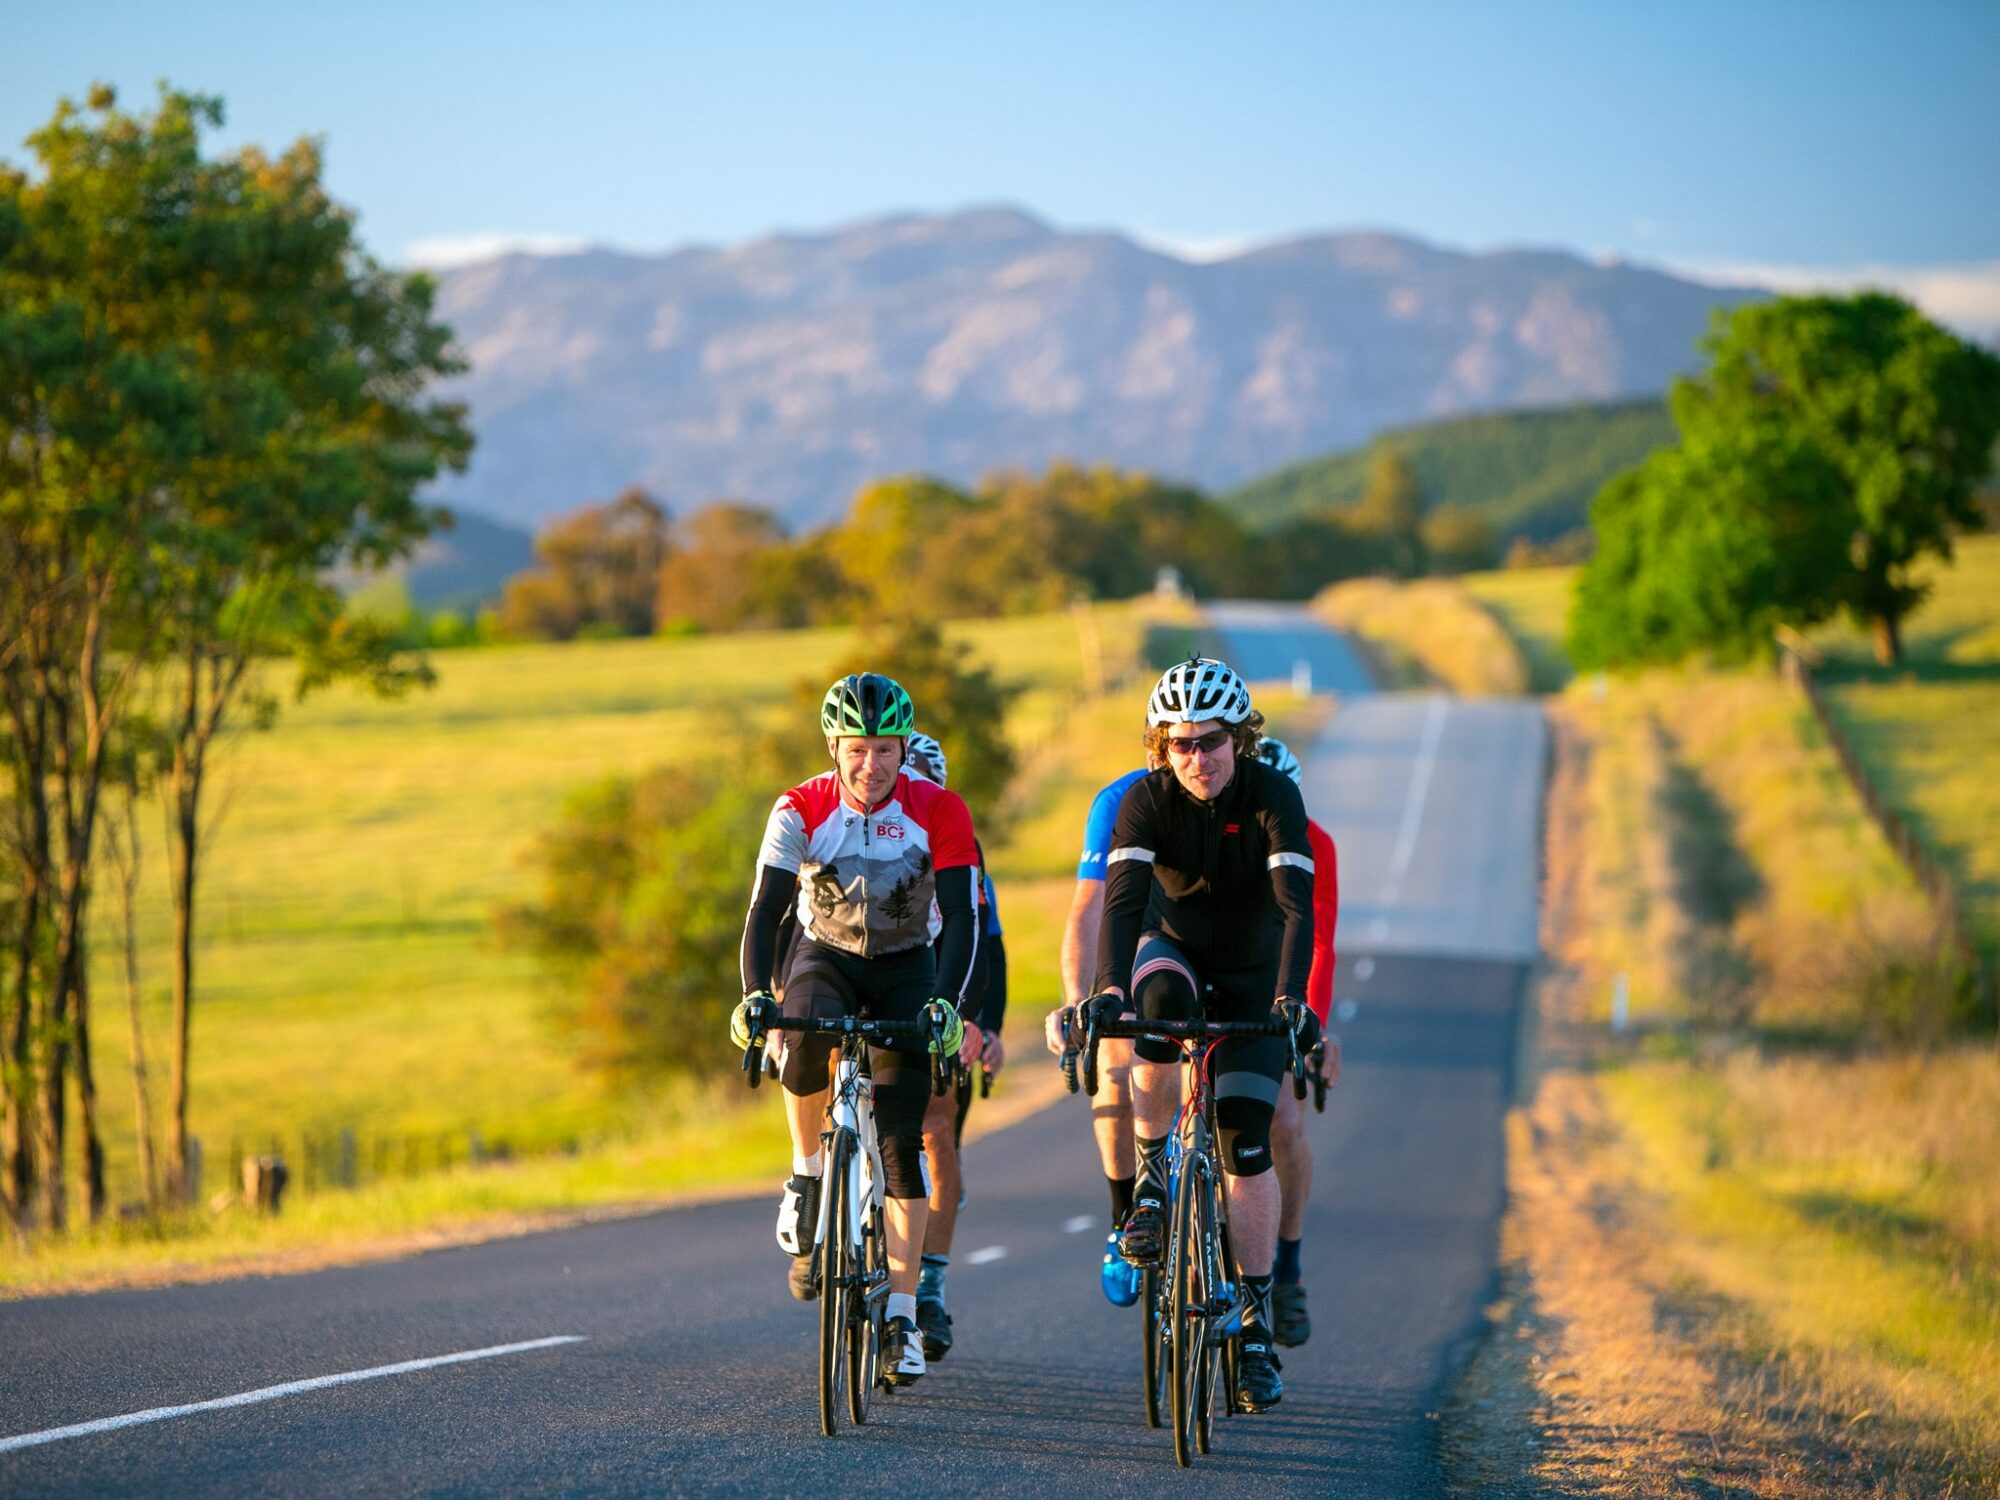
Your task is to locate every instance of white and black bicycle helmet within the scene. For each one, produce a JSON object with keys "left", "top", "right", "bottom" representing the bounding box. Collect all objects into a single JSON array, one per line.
[
  {"left": 1147, "top": 656, "right": 1253, "bottom": 727},
  {"left": 905, "top": 732, "right": 948, "bottom": 786},
  {"left": 1258, "top": 736, "right": 1302, "bottom": 784}
]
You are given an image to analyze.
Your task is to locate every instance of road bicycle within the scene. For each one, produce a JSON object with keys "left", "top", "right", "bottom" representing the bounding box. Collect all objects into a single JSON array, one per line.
[
  {"left": 741, "top": 1006, "right": 952, "bottom": 1436},
  {"left": 1064, "top": 1002, "right": 1315, "bottom": 1468}
]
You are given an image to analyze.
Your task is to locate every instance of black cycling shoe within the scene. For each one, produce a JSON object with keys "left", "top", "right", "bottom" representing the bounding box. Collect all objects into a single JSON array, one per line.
[
  {"left": 882, "top": 1316, "right": 926, "bottom": 1385},
  {"left": 1117, "top": 1197, "right": 1167, "bottom": 1266},
  {"left": 787, "top": 1253, "right": 820, "bottom": 1302},
  {"left": 1272, "top": 1280, "right": 1311, "bottom": 1347},
  {"left": 916, "top": 1298, "right": 954, "bottom": 1360},
  {"left": 1234, "top": 1326, "right": 1285, "bottom": 1412}
]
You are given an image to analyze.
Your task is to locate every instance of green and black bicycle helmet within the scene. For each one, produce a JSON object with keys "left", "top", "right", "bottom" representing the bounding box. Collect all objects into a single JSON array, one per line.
[{"left": 820, "top": 672, "right": 917, "bottom": 738}]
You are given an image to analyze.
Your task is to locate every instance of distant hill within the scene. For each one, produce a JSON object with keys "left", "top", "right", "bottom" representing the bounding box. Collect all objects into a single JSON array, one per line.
[
  {"left": 1225, "top": 399, "right": 1678, "bottom": 542},
  {"left": 401, "top": 509, "right": 536, "bottom": 610},
  {"left": 426, "top": 207, "right": 1759, "bottom": 531}
]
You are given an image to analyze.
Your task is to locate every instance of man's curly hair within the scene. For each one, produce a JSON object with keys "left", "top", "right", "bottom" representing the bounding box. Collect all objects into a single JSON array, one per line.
[{"left": 1143, "top": 708, "right": 1265, "bottom": 767}]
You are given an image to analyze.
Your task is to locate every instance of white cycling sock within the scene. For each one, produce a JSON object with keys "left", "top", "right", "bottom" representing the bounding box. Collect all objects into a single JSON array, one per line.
[
  {"left": 888, "top": 1292, "right": 917, "bottom": 1325},
  {"left": 793, "top": 1147, "right": 824, "bottom": 1178}
]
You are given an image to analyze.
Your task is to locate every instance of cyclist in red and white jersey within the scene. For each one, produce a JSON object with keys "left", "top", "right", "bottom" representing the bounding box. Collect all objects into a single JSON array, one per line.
[{"left": 734, "top": 674, "right": 980, "bottom": 1386}]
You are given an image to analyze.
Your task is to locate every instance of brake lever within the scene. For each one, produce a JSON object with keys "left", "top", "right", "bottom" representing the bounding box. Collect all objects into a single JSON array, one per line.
[
  {"left": 1082, "top": 1003, "right": 1102, "bottom": 1098},
  {"left": 979, "top": 1062, "right": 993, "bottom": 1099}
]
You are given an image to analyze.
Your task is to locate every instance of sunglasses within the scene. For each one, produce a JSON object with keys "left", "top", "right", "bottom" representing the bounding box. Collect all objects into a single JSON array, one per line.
[{"left": 1163, "top": 729, "right": 1233, "bottom": 758}]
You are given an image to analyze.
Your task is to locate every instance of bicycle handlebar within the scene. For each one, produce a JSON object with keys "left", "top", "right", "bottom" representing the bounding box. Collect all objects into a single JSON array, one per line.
[
  {"left": 1057, "top": 996, "right": 1311, "bottom": 1100},
  {"left": 738, "top": 1008, "right": 957, "bottom": 1096}
]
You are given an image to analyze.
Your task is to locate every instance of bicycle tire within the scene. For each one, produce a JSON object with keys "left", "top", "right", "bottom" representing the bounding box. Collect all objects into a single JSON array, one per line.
[
  {"left": 1194, "top": 1164, "right": 1227, "bottom": 1455},
  {"left": 846, "top": 1181, "right": 885, "bottom": 1424},
  {"left": 1142, "top": 1265, "right": 1167, "bottom": 1428},
  {"left": 817, "top": 1131, "right": 851, "bottom": 1436},
  {"left": 1170, "top": 1150, "right": 1211, "bottom": 1468}
]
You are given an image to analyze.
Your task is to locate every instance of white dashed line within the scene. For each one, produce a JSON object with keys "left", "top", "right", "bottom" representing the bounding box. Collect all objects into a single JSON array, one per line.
[
  {"left": 1335, "top": 999, "right": 1359, "bottom": 1023},
  {"left": 1062, "top": 1215, "right": 1096, "bottom": 1234},
  {"left": 966, "top": 1246, "right": 1008, "bottom": 1266},
  {"left": 1369, "top": 917, "right": 1389, "bottom": 941},
  {"left": 1388, "top": 696, "right": 1449, "bottom": 883},
  {"left": 1355, "top": 957, "right": 1376, "bottom": 981},
  {"left": 0, "top": 1336, "right": 587, "bottom": 1455}
]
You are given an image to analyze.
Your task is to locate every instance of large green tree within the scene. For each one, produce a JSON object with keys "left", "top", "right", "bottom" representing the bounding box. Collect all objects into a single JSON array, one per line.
[
  {"left": 0, "top": 84, "right": 469, "bottom": 1223},
  {"left": 1674, "top": 293, "right": 2000, "bottom": 665}
]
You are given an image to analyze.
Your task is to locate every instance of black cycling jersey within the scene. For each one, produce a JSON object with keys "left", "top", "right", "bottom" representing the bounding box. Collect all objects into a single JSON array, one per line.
[{"left": 1095, "top": 757, "right": 1315, "bottom": 1004}]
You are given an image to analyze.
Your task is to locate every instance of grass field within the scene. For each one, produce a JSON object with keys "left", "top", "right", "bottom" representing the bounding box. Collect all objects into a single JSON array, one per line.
[
  {"left": 1459, "top": 564, "right": 1576, "bottom": 693},
  {"left": 32, "top": 606, "right": 1146, "bottom": 1253}
]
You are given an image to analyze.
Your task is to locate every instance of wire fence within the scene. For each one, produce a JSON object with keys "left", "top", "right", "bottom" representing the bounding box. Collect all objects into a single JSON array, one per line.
[{"left": 1779, "top": 643, "right": 1997, "bottom": 1032}]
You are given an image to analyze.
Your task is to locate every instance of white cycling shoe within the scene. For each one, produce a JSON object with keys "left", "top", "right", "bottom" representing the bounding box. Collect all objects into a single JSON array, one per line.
[
  {"left": 776, "top": 1173, "right": 819, "bottom": 1257},
  {"left": 882, "top": 1316, "right": 926, "bottom": 1385}
]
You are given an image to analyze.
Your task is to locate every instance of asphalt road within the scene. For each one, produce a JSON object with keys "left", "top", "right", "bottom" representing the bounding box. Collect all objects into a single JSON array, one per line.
[{"left": 1, "top": 607, "right": 1546, "bottom": 1498}]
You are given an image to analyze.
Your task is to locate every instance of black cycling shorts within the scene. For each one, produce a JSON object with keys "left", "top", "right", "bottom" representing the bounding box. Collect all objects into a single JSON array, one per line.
[
  {"left": 777, "top": 938, "right": 934, "bottom": 1199},
  {"left": 1128, "top": 931, "right": 1284, "bottom": 1178}
]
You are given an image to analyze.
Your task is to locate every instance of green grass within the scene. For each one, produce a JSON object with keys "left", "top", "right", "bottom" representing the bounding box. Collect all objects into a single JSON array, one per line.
[
  {"left": 1460, "top": 564, "right": 1577, "bottom": 692},
  {"left": 58, "top": 605, "right": 1145, "bottom": 1239}
]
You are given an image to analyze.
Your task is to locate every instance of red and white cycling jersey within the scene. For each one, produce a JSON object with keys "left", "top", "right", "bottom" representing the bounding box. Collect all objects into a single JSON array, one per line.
[{"left": 755, "top": 770, "right": 978, "bottom": 957}]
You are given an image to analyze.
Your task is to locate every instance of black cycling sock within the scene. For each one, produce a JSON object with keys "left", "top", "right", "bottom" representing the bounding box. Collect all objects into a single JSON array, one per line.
[
  {"left": 1108, "top": 1173, "right": 1136, "bottom": 1227},
  {"left": 1242, "top": 1273, "right": 1275, "bottom": 1329},
  {"left": 1134, "top": 1135, "right": 1169, "bottom": 1207},
  {"left": 1275, "top": 1236, "right": 1303, "bottom": 1284},
  {"left": 918, "top": 1253, "right": 948, "bottom": 1304}
]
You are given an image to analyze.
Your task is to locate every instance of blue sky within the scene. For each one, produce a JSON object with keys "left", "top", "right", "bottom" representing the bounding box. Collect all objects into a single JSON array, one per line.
[{"left": 7, "top": 2, "right": 1997, "bottom": 320}]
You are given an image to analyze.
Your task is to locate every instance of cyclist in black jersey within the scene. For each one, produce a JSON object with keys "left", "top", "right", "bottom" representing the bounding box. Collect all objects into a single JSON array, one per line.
[{"left": 1089, "top": 657, "right": 1322, "bottom": 1413}]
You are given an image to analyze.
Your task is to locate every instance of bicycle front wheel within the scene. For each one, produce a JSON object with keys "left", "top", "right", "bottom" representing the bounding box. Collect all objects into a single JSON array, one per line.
[
  {"left": 1170, "top": 1150, "right": 1215, "bottom": 1468},
  {"left": 846, "top": 1178, "right": 885, "bottom": 1425},
  {"left": 817, "top": 1131, "right": 851, "bottom": 1436},
  {"left": 1142, "top": 1265, "right": 1167, "bottom": 1428}
]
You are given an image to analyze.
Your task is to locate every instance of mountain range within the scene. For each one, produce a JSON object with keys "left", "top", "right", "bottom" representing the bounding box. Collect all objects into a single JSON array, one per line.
[{"left": 426, "top": 206, "right": 1760, "bottom": 533}]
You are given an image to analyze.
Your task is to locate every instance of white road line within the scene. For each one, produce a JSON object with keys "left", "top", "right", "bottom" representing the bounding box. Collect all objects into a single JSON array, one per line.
[
  {"left": 1355, "top": 957, "right": 1376, "bottom": 981},
  {"left": 1369, "top": 916, "right": 1389, "bottom": 941},
  {"left": 966, "top": 1245, "right": 1007, "bottom": 1266},
  {"left": 0, "top": 1335, "right": 586, "bottom": 1456},
  {"left": 1061, "top": 1215, "right": 1096, "bottom": 1234},
  {"left": 1335, "top": 1000, "right": 1359, "bottom": 1023},
  {"left": 1388, "top": 695, "right": 1450, "bottom": 883}
]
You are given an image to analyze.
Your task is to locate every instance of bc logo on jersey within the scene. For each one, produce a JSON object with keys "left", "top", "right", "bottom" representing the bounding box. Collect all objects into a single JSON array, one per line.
[{"left": 876, "top": 822, "right": 905, "bottom": 840}]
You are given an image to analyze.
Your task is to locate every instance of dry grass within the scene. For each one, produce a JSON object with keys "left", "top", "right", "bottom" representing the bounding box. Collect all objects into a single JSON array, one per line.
[
  {"left": 1312, "top": 576, "right": 1531, "bottom": 695},
  {"left": 1446, "top": 690, "right": 2000, "bottom": 1495}
]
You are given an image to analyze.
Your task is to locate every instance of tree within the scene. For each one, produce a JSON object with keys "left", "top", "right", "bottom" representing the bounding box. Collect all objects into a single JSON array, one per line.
[
  {"left": 1673, "top": 293, "right": 2000, "bottom": 664},
  {"left": 1569, "top": 426, "right": 1853, "bottom": 669},
  {"left": 501, "top": 487, "right": 670, "bottom": 640},
  {"left": 1349, "top": 446, "right": 1428, "bottom": 577},
  {"left": 1420, "top": 505, "right": 1499, "bottom": 575},
  {"left": 656, "top": 502, "right": 794, "bottom": 630},
  {"left": 0, "top": 84, "right": 469, "bottom": 1220},
  {"left": 829, "top": 475, "right": 976, "bottom": 617}
]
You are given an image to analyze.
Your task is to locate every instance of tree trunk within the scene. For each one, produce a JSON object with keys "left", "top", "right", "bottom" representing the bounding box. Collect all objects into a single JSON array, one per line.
[
  {"left": 166, "top": 772, "right": 198, "bottom": 1206},
  {"left": 3, "top": 696, "right": 51, "bottom": 1227},
  {"left": 115, "top": 804, "right": 159, "bottom": 1209},
  {"left": 1871, "top": 612, "right": 1903, "bottom": 667},
  {"left": 73, "top": 967, "right": 105, "bottom": 1222}
]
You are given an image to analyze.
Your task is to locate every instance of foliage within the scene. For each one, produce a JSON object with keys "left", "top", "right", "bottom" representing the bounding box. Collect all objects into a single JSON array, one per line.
[
  {"left": 499, "top": 487, "right": 669, "bottom": 640},
  {"left": 1690, "top": 295, "right": 2000, "bottom": 664},
  {"left": 504, "top": 762, "right": 779, "bottom": 1080},
  {"left": 1420, "top": 503, "right": 1499, "bottom": 574},
  {"left": 825, "top": 615, "right": 1020, "bottom": 832},
  {"left": 1227, "top": 398, "right": 1678, "bottom": 543},
  {"left": 1569, "top": 424, "right": 1853, "bottom": 668},
  {"left": 0, "top": 81, "right": 468, "bottom": 1227},
  {"left": 1573, "top": 294, "right": 2000, "bottom": 671}
]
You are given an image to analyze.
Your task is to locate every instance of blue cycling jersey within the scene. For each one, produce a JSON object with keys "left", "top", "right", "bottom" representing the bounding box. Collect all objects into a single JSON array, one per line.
[
  {"left": 1076, "top": 767, "right": 1149, "bottom": 882},
  {"left": 981, "top": 869, "right": 1004, "bottom": 938}
]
